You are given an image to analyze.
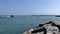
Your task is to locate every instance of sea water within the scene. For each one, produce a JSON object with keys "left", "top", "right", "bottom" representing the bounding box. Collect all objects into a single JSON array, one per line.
[{"left": 0, "top": 15, "right": 60, "bottom": 34}]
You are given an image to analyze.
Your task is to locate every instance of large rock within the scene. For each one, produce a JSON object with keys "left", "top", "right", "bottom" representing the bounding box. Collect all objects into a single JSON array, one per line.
[{"left": 23, "top": 21, "right": 60, "bottom": 34}]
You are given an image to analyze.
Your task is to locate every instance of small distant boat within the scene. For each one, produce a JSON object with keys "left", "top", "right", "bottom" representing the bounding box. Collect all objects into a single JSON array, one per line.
[
  {"left": 55, "top": 15, "right": 60, "bottom": 17},
  {"left": 10, "top": 15, "right": 14, "bottom": 17},
  {"left": 0, "top": 15, "right": 14, "bottom": 18}
]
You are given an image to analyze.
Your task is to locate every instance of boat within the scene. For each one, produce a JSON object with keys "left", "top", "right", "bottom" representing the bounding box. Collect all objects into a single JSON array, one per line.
[{"left": 10, "top": 15, "right": 14, "bottom": 17}]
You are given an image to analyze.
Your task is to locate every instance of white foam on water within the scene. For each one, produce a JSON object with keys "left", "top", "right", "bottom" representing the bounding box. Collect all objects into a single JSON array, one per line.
[{"left": 6, "top": 16, "right": 10, "bottom": 17}]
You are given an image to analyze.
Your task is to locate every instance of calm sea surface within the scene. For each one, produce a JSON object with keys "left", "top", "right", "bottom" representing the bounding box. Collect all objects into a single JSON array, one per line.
[{"left": 0, "top": 15, "right": 60, "bottom": 34}]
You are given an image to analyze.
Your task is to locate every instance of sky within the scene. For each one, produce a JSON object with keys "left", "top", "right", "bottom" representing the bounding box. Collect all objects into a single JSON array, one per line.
[{"left": 0, "top": 0, "right": 60, "bottom": 15}]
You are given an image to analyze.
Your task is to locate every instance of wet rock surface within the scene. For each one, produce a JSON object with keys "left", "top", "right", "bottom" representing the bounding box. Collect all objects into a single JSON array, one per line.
[{"left": 23, "top": 21, "right": 60, "bottom": 34}]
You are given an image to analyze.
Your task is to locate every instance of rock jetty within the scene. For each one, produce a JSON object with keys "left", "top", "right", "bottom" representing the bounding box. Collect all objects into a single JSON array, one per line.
[
  {"left": 23, "top": 21, "right": 60, "bottom": 34},
  {"left": 55, "top": 15, "right": 60, "bottom": 17}
]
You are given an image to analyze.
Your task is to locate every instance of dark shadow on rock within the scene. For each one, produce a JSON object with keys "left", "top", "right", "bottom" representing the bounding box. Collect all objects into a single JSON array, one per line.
[
  {"left": 38, "top": 24, "right": 44, "bottom": 27},
  {"left": 53, "top": 32, "right": 56, "bottom": 34},
  {"left": 51, "top": 23, "right": 60, "bottom": 32},
  {"left": 31, "top": 27, "right": 47, "bottom": 34},
  {"left": 45, "top": 21, "right": 54, "bottom": 24}
]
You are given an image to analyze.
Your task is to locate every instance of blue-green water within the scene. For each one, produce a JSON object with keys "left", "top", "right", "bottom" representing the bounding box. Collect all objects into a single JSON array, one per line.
[{"left": 0, "top": 15, "right": 60, "bottom": 34}]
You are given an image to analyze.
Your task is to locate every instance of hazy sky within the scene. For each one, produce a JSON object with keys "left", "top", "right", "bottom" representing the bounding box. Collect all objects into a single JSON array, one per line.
[{"left": 0, "top": 0, "right": 60, "bottom": 15}]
